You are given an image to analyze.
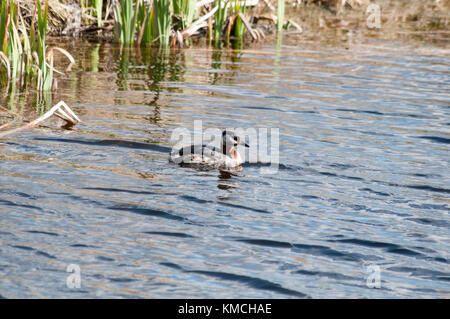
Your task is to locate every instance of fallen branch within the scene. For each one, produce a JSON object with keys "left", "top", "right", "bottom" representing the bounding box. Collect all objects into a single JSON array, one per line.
[
  {"left": 0, "top": 101, "right": 81, "bottom": 139},
  {"left": 181, "top": 6, "right": 218, "bottom": 38}
]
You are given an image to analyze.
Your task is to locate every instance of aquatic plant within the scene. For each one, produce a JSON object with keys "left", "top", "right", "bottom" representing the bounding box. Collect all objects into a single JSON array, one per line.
[
  {"left": 110, "top": 0, "right": 262, "bottom": 48},
  {"left": 113, "top": 0, "right": 141, "bottom": 45},
  {"left": 153, "top": 0, "right": 172, "bottom": 47},
  {"left": 115, "top": 0, "right": 173, "bottom": 47},
  {"left": 34, "top": 0, "right": 51, "bottom": 91},
  {"left": 80, "top": 0, "right": 103, "bottom": 27},
  {"left": 233, "top": 0, "right": 247, "bottom": 40},
  {"left": 214, "top": 0, "right": 228, "bottom": 43},
  {"left": 173, "top": 0, "right": 196, "bottom": 30},
  {"left": 0, "top": 0, "right": 74, "bottom": 96},
  {"left": 136, "top": 0, "right": 154, "bottom": 45},
  {"left": 277, "top": 0, "right": 285, "bottom": 32},
  {"left": 93, "top": 0, "right": 103, "bottom": 27},
  {"left": 0, "top": 0, "right": 20, "bottom": 84}
]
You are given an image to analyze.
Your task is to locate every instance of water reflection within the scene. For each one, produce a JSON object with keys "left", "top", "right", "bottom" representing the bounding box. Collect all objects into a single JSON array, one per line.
[
  {"left": 90, "top": 43, "right": 100, "bottom": 73},
  {"left": 217, "top": 171, "right": 239, "bottom": 190},
  {"left": 0, "top": 80, "right": 53, "bottom": 117},
  {"left": 211, "top": 50, "right": 223, "bottom": 84},
  {"left": 116, "top": 48, "right": 131, "bottom": 92}
]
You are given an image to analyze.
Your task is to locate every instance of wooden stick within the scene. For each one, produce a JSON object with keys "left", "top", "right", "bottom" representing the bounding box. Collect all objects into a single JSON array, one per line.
[{"left": 181, "top": 6, "right": 218, "bottom": 38}]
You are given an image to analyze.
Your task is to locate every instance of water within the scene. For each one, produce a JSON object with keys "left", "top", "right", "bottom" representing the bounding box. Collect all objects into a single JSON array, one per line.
[{"left": 0, "top": 39, "right": 449, "bottom": 298}]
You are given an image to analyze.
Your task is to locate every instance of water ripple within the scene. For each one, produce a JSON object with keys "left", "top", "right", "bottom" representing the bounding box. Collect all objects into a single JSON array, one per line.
[{"left": 1, "top": 42, "right": 449, "bottom": 298}]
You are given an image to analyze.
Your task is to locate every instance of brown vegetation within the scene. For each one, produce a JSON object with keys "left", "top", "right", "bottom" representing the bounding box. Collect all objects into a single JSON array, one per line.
[{"left": 15, "top": 0, "right": 450, "bottom": 42}]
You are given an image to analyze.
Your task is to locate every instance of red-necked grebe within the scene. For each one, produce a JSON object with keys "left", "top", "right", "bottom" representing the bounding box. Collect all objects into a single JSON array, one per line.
[{"left": 169, "top": 130, "right": 249, "bottom": 170}]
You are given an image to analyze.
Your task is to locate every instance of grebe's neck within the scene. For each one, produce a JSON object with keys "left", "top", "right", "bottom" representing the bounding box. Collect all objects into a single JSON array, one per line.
[
  {"left": 230, "top": 147, "right": 242, "bottom": 164},
  {"left": 222, "top": 143, "right": 242, "bottom": 164}
]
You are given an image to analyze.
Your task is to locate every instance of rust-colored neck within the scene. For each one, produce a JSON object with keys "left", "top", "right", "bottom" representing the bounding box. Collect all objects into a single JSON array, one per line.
[
  {"left": 230, "top": 148, "right": 239, "bottom": 159},
  {"left": 223, "top": 144, "right": 238, "bottom": 159}
]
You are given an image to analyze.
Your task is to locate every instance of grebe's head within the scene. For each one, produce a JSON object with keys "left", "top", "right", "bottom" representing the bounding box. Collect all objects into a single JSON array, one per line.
[{"left": 222, "top": 130, "right": 249, "bottom": 153}]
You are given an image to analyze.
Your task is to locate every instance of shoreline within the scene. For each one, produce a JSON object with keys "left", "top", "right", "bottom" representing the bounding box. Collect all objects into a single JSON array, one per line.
[{"left": 18, "top": 0, "right": 449, "bottom": 47}]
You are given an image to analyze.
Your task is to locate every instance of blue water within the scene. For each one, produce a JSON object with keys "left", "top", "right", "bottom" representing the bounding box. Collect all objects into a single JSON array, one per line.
[{"left": 0, "top": 41, "right": 449, "bottom": 298}]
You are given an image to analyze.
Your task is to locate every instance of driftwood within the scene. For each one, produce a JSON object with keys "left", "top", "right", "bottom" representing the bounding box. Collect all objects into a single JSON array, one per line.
[{"left": 0, "top": 101, "right": 81, "bottom": 139}]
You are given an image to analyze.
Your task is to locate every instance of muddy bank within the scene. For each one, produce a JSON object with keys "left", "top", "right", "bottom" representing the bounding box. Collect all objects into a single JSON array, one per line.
[{"left": 281, "top": 0, "right": 449, "bottom": 46}]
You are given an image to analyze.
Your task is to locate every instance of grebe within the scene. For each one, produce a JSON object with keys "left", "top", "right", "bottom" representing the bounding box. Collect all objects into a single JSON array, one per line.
[{"left": 169, "top": 130, "right": 249, "bottom": 170}]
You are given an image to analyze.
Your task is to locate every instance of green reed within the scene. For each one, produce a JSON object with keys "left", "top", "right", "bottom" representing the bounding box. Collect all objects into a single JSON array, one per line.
[
  {"left": 233, "top": 0, "right": 247, "bottom": 41},
  {"left": 0, "top": 0, "right": 45, "bottom": 88},
  {"left": 34, "top": 0, "right": 51, "bottom": 91},
  {"left": 94, "top": 0, "right": 103, "bottom": 27},
  {"left": 111, "top": 0, "right": 262, "bottom": 48},
  {"left": 80, "top": 0, "right": 103, "bottom": 26},
  {"left": 0, "top": 1, "right": 18, "bottom": 84},
  {"left": 113, "top": 0, "right": 140, "bottom": 45},
  {"left": 114, "top": 0, "right": 173, "bottom": 47},
  {"left": 173, "top": 0, "right": 196, "bottom": 30},
  {"left": 136, "top": 0, "right": 154, "bottom": 45},
  {"left": 277, "top": 0, "right": 285, "bottom": 32},
  {"left": 153, "top": 0, "right": 172, "bottom": 47},
  {"left": 0, "top": 0, "right": 74, "bottom": 102},
  {"left": 214, "top": 0, "right": 228, "bottom": 43}
]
